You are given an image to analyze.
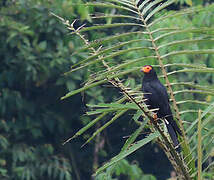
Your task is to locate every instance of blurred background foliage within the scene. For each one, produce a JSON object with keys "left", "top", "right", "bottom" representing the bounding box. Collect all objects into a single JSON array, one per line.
[{"left": 0, "top": 0, "right": 213, "bottom": 180}]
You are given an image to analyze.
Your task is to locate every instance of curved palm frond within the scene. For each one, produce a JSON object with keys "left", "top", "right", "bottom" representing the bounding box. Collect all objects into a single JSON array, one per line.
[{"left": 53, "top": 0, "right": 214, "bottom": 179}]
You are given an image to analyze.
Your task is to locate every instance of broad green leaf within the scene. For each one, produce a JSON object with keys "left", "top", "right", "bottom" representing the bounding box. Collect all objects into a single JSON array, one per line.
[
  {"left": 170, "top": 82, "right": 214, "bottom": 93},
  {"left": 148, "top": 5, "right": 213, "bottom": 27},
  {"left": 141, "top": 0, "right": 164, "bottom": 17},
  {"left": 85, "top": 56, "right": 156, "bottom": 85},
  {"left": 61, "top": 79, "right": 107, "bottom": 100},
  {"left": 84, "top": 2, "right": 138, "bottom": 14},
  {"left": 87, "top": 107, "right": 128, "bottom": 115},
  {"left": 158, "top": 39, "right": 214, "bottom": 50},
  {"left": 69, "top": 47, "right": 154, "bottom": 73},
  {"left": 161, "top": 49, "right": 214, "bottom": 59},
  {"left": 138, "top": 0, "right": 153, "bottom": 11},
  {"left": 186, "top": 101, "right": 214, "bottom": 134},
  {"left": 63, "top": 97, "right": 127, "bottom": 144},
  {"left": 90, "top": 14, "right": 141, "bottom": 21},
  {"left": 72, "top": 23, "right": 144, "bottom": 34},
  {"left": 70, "top": 39, "right": 152, "bottom": 72},
  {"left": 81, "top": 110, "right": 127, "bottom": 147},
  {"left": 145, "top": 0, "right": 176, "bottom": 22},
  {"left": 94, "top": 131, "right": 159, "bottom": 176},
  {"left": 186, "top": 0, "right": 192, "bottom": 6},
  {"left": 173, "top": 89, "right": 214, "bottom": 96},
  {"left": 106, "top": 0, "right": 136, "bottom": 9},
  {"left": 87, "top": 102, "right": 139, "bottom": 109},
  {"left": 72, "top": 31, "right": 145, "bottom": 55},
  {"left": 176, "top": 100, "right": 211, "bottom": 106},
  {"left": 63, "top": 112, "right": 108, "bottom": 145},
  {"left": 121, "top": 117, "right": 150, "bottom": 152},
  {"left": 155, "top": 28, "right": 214, "bottom": 41}
]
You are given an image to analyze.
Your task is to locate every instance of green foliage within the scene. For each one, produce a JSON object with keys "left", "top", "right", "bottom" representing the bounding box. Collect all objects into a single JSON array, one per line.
[
  {"left": 94, "top": 132, "right": 159, "bottom": 176},
  {"left": 60, "top": 0, "right": 214, "bottom": 179},
  {"left": 1, "top": 0, "right": 214, "bottom": 180},
  {"left": 95, "top": 159, "right": 156, "bottom": 180},
  {"left": 0, "top": 0, "right": 82, "bottom": 179},
  {"left": 11, "top": 145, "right": 72, "bottom": 180}
]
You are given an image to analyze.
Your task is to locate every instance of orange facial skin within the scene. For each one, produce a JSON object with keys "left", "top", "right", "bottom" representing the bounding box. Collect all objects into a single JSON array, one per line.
[{"left": 142, "top": 65, "right": 152, "bottom": 73}]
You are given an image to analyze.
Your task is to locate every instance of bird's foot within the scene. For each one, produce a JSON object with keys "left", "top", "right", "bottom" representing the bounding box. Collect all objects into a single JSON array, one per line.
[
  {"left": 152, "top": 113, "right": 158, "bottom": 121},
  {"left": 149, "top": 113, "right": 158, "bottom": 125}
]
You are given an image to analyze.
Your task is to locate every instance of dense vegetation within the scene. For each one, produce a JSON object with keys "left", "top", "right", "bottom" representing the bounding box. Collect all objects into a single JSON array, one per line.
[{"left": 0, "top": 0, "right": 213, "bottom": 180}]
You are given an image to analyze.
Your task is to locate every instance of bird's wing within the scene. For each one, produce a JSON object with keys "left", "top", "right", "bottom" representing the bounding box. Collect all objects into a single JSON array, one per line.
[
  {"left": 149, "top": 81, "right": 182, "bottom": 135},
  {"left": 143, "top": 80, "right": 171, "bottom": 117}
]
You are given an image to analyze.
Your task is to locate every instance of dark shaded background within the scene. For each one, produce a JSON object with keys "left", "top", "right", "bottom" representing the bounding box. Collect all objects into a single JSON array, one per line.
[{"left": 0, "top": 0, "right": 213, "bottom": 180}]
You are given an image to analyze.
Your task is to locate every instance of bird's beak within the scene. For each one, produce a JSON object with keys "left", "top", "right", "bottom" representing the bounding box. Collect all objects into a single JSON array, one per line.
[{"left": 141, "top": 67, "right": 150, "bottom": 73}]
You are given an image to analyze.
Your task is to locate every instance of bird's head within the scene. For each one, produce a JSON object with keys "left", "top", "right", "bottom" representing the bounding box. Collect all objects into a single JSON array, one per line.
[
  {"left": 141, "top": 65, "right": 158, "bottom": 80},
  {"left": 141, "top": 65, "right": 154, "bottom": 74}
]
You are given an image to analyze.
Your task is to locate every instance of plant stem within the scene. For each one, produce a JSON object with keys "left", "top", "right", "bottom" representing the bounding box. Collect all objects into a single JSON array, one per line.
[{"left": 197, "top": 110, "right": 202, "bottom": 180}]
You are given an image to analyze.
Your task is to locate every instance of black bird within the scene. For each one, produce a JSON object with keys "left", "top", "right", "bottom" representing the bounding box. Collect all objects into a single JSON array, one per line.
[{"left": 141, "top": 65, "right": 182, "bottom": 150}]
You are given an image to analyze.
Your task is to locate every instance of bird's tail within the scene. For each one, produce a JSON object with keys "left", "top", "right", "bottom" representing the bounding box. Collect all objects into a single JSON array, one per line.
[{"left": 165, "top": 119, "right": 182, "bottom": 152}]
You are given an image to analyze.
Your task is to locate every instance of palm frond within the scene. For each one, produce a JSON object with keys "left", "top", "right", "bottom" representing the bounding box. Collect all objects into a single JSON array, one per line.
[
  {"left": 53, "top": 0, "right": 214, "bottom": 178},
  {"left": 93, "top": 131, "right": 160, "bottom": 176}
]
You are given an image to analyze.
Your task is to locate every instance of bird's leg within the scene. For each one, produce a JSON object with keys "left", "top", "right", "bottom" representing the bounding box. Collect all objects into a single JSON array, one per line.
[
  {"left": 152, "top": 113, "right": 158, "bottom": 121},
  {"left": 149, "top": 113, "right": 158, "bottom": 125}
]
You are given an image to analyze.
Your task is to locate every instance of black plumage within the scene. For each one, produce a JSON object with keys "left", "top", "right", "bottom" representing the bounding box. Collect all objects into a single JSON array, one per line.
[{"left": 141, "top": 65, "right": 182, "bottom": 150}]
